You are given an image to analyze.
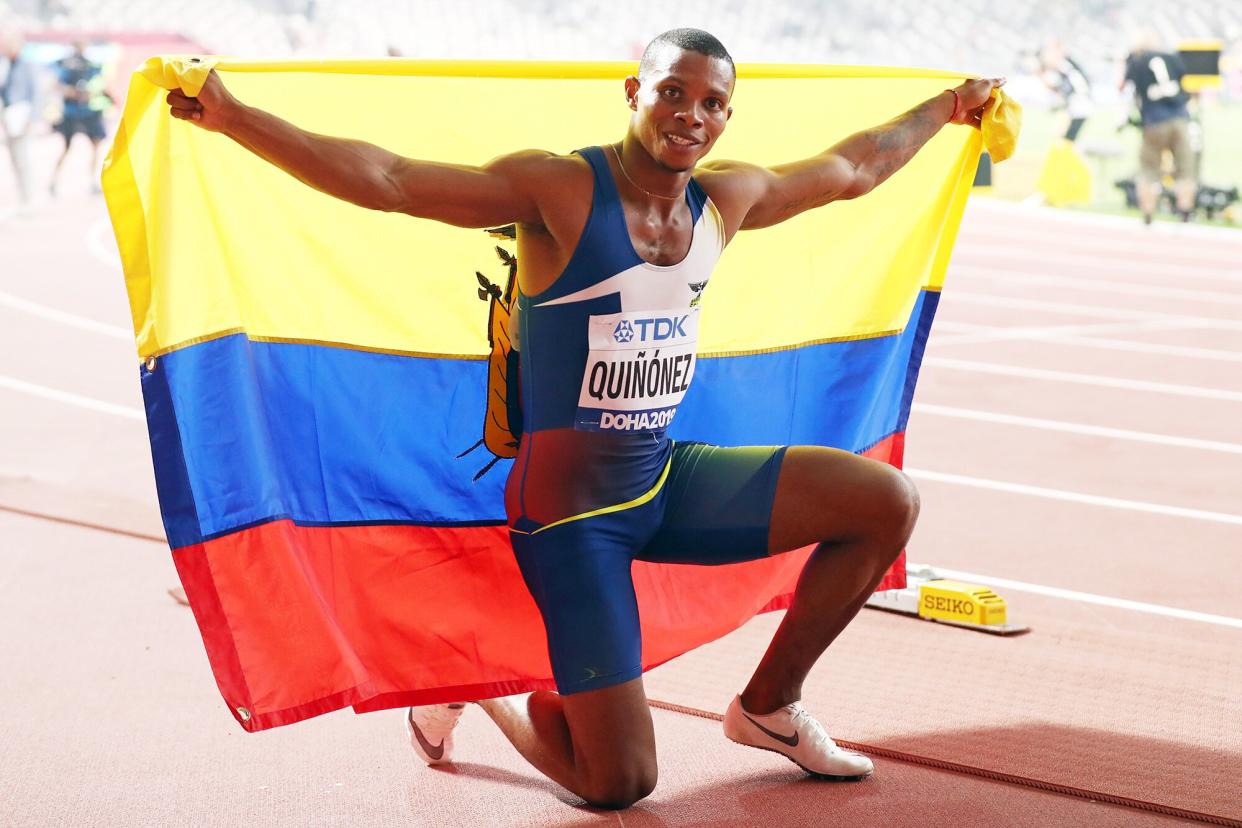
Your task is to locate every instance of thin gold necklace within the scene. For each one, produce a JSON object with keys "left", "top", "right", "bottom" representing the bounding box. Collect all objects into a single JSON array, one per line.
[{"left": 608, "top": 144, "right": 682, "bottom": 201}]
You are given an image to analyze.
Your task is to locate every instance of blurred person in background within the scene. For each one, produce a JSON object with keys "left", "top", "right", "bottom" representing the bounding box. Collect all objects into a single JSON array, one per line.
[
  {"left": 1122, "top": 31, "right": 1195, "bottom": 224},
  {"left": 1040, "top": 39, "right": 1092, "bottom": 142},
  {"left": 1, "top": 28, "right": 37, "bottom": 214},
  {"left": 49, "top": 40, "right": 110, "bottom": 197}
]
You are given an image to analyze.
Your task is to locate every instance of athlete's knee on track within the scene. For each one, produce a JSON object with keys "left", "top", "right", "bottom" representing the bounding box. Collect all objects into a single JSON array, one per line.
[
  {"left": 890, "top": 468, "right": 921, "bottom": 533},
  {"left": 849, "top": 464, "right": 919, "bottom": 564},
  {"left": 580, "top": 763, "right": 657, "bottom": 810},
  {"left": 773, "top": 449, "right": 919, "bottom": 555}
]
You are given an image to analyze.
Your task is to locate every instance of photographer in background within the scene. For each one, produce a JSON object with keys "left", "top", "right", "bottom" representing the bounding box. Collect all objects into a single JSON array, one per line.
[
  {"left": 1122, "top": 32, "right": 1195, "bottom": 224},
  {"left": 49, "top": 41, "right": 109, "bottom": 197}
]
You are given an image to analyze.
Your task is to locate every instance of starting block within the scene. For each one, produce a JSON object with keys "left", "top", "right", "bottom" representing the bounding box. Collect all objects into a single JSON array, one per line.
[{"left": 866, "top": 564, "right": 1030, "bottom": 635}]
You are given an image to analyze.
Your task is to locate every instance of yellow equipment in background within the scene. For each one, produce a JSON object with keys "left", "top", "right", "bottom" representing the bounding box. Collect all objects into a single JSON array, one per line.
[
  {"left": 1179, "top": 40, "right": 1222, "bottom": 93},
  {"left": 1037, "top": 139, "right": 1092, "bottom": 207},
  {"left": 866, "top": 564, "right": 1030, "bottom": 635},
  {"left": 920, "top": 580, "right": 1010, "bottom": 629}
]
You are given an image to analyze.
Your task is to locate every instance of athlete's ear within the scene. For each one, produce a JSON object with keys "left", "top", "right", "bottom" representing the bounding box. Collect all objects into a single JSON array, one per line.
[
  {"left": 726, "top": 105, "right": 733, "bottom": 121},
  {"left": 624, "top": 75, "right": 640, "bottom": 111}
]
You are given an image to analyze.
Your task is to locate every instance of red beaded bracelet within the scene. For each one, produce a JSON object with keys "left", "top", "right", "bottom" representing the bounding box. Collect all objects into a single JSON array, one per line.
[{"left": 945, "top": 88, "right": 961, "bottom": 122}]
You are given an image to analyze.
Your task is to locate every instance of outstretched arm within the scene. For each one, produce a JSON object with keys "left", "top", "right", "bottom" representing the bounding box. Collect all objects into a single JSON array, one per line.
[
  {"left": 702, "top": 77, "right": 1003, "bottom": 235},
  {"left": 165, "top": 70, "right": 547, "bottom": 227}
]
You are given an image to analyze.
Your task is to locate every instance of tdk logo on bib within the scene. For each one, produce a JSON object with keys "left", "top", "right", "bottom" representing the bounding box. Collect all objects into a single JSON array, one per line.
[
  {"left": 577, "top": 308, "right": 700, "bottom": 432},
  {"left": 612, "top": 317, "right": 688, "bottom": 344}
]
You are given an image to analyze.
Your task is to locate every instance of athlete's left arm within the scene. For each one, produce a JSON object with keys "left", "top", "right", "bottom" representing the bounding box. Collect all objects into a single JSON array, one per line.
[{"left": 701, "top": 77, "right": 1003, "bottom": 236}]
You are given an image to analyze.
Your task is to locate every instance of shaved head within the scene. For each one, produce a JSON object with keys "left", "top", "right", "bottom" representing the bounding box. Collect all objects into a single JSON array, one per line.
[
  {"left": 624, "top": 29, "right": 735, "bottom": 173},
  {"left": 638, "top": 28, "right": 735, "bottom": 82}
]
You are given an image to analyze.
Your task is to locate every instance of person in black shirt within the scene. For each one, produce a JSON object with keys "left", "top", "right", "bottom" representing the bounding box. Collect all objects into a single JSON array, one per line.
[
  {"left": 1122, "top": 33, "right": 1194, "bottom": 223},
  {"left": 50, "top": 42, "right": 109, "bottom": 196}
]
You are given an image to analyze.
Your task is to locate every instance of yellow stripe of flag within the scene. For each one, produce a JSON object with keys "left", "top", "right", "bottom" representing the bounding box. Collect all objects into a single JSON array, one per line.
[{"left": 104, "top": 58, "right": 1012, "bottom": 360}]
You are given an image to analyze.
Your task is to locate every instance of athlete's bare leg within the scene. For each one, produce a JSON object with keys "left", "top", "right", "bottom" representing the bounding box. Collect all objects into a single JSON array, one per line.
[
  {"left": 741, "top": 446, "right": 919, "bottom": 714},
  {"left": 477, "top": 677, "right": 657, "bottom": 809},
  {"left": 478, "top": 447, "right": 913, "bottom": 803}
]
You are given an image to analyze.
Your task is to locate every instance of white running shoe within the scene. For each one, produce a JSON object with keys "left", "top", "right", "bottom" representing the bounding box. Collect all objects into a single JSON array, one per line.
[
  {"left": 723, "top": 695, "right": 874, "bottom": 779},
  {"left": 406, "top": 703, "right": 466, "bottom": 765}
]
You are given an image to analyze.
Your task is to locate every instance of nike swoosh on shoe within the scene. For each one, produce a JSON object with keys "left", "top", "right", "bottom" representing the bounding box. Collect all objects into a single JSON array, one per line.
[
  {"left": 410, "top": 711, "right": 445, "bottom": 761},
  {"left": 742, "top": 712, "right": 800, "bottom": 747}
]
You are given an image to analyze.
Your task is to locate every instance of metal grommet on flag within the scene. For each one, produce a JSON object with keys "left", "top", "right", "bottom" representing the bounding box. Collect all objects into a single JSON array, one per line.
[
  {"left": 145, "top": 355, "right": 157, "bottom": 372},
  {"left": 236, "top": 706, "right": 251, "bottom": 722}
]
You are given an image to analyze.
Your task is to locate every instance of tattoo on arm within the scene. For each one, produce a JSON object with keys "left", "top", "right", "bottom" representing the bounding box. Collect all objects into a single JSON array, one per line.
[
  {"left": 853, "top": 94, "right": 951, "bottom": 190},
  {"left": 778, "top": 192, "right": 819, "bottom": 220},
  {"left": 742, "top": 92, "right": 951, "bottom": 229}
]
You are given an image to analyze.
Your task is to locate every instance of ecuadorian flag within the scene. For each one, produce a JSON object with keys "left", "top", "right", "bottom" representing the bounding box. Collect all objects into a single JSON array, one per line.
[{"left": 104, "top": 58, "right": 1016, "bottom": 732}]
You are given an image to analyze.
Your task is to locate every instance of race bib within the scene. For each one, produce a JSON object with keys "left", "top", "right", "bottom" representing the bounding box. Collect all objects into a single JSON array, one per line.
[{"left": 575, "top": 308, "right": 698, "bottom": 432}]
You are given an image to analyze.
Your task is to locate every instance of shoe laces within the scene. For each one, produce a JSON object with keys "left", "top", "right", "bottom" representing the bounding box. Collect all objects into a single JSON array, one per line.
[
  {"left": 419, "top": 704, "right": 464, "bottom": 735},
  {"left": 787, "top": 702, "right": 840, "bottom": 754}
]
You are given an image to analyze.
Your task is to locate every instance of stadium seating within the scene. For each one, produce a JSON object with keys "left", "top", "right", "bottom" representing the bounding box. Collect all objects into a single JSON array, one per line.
[{"left": 5, "top": 0, "right": 1239, "bottom": 79}]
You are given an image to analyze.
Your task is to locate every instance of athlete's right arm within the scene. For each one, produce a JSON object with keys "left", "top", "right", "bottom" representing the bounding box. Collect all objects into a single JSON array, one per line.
[{"left": 165, "top": 70, "right": 545, "bottom": 227}]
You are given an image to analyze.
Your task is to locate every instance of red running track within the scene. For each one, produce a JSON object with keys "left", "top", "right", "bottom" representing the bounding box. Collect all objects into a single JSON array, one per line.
[{"left": 2, "top": 134, "right": 1240, "bottom": 825}]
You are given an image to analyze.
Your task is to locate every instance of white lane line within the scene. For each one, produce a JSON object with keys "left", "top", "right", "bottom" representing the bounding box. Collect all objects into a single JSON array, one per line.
[
  {"left": 964, "top": 197, "right": 1242, "bottom": 243},
  {"left": 922, "top": 565, "right": 1242, "bottom": 630},
  {"left": 933, "top": 317, "right": 1206, "bottom": 339},
  {"left": 947, "top": 291, "right": 1242, "bottom": 330},
  {"left": 956, "top": 234, "right": 1242, "bottom": 270},
  {"left": 906, "top": 468, "right": 1242, "bottom": 527},
  {"left": 0, "top": 289, "right": 132, "bottom": 339},
  {"left": 953, "top": 242, "right": 1242, "bottom": 283},
  {"left": 950, "top": 265, "right": 1242, "bottom": 307},
  {"left": 86, "top": 216, "right": 123, "bottom": 273},
  {"left": 929, "top": 317, "right": 1230, "bottom": 351},
  {"left": 932, "top": 323, "right": 1242, "bottom": 362},
  {"left": 0, "top": 375, "right": 144, "bottom": 420},
  {"left": 923, "top": 356, "right": 1242, "bottom": 402},
  {"left": 979, "top": 333, "right": 1242, "bottom": 363},
  {"left": 959, "top": 209, "right": 1242, "bottom": 245},
  {"left": 911, "top": 403, "right": 1242, "bottom": 454}
]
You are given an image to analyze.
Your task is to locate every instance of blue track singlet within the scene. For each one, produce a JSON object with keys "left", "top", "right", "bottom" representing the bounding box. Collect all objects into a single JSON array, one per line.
[{"left": 505, "top": 146, "right": 788, "bottom": 694}]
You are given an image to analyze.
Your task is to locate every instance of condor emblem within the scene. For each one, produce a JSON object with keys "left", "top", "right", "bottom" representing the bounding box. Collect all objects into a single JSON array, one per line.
[
  {"left": 459, "top": 224, "right": 522, "bottom": 480},
  {"left": 688, "top": 280, "right": 708, "bottom": 307}
]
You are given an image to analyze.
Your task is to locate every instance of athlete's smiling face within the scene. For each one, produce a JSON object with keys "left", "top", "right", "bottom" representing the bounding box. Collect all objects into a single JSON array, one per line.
[{"left": 626, "top": 47, "right": 734, "bottom": 172}]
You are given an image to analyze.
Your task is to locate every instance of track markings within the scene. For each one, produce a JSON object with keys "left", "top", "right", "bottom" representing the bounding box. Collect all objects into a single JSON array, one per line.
[
  {"left": 925, "top": 565, "right": 1242, "bottom": 630},
  {"left": 923, "top": 356, "right": 1242, "bottom": 401},
  {"left": 950, "top": 266, "right": 1242, "bottom": 306},
  {"left": 933, "top": 324, "right": 1242, "bottom": 362},
  {"left": 912, "top": 403, "right": 1242, "bottom": 454},
  {"left": 934, "top": 317, "right": 1206, "bottom": 339},
  {"left": 963, "top": 196, "right": 1242, "bottom": 243},
  {"left": 906, "top": 468, "right": 1242, "bottom": 527},
  {"left": 931, "top": 316, "right": 1226, "bottom": 347},
  {"left": 952, "top": 244, "right": 1242, "bottom": 284},
  {"left": 946, "top": 291, "right": 1242, "bottom": 329},
  {"left": 0, "top": 289, "right": 132, "bottom": 339},
  {"left": 86, "top": 216, "right": 123, "bottom": 273},
  {"left": 0, "top": 375, "right": 143, "bottom": 420}
]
